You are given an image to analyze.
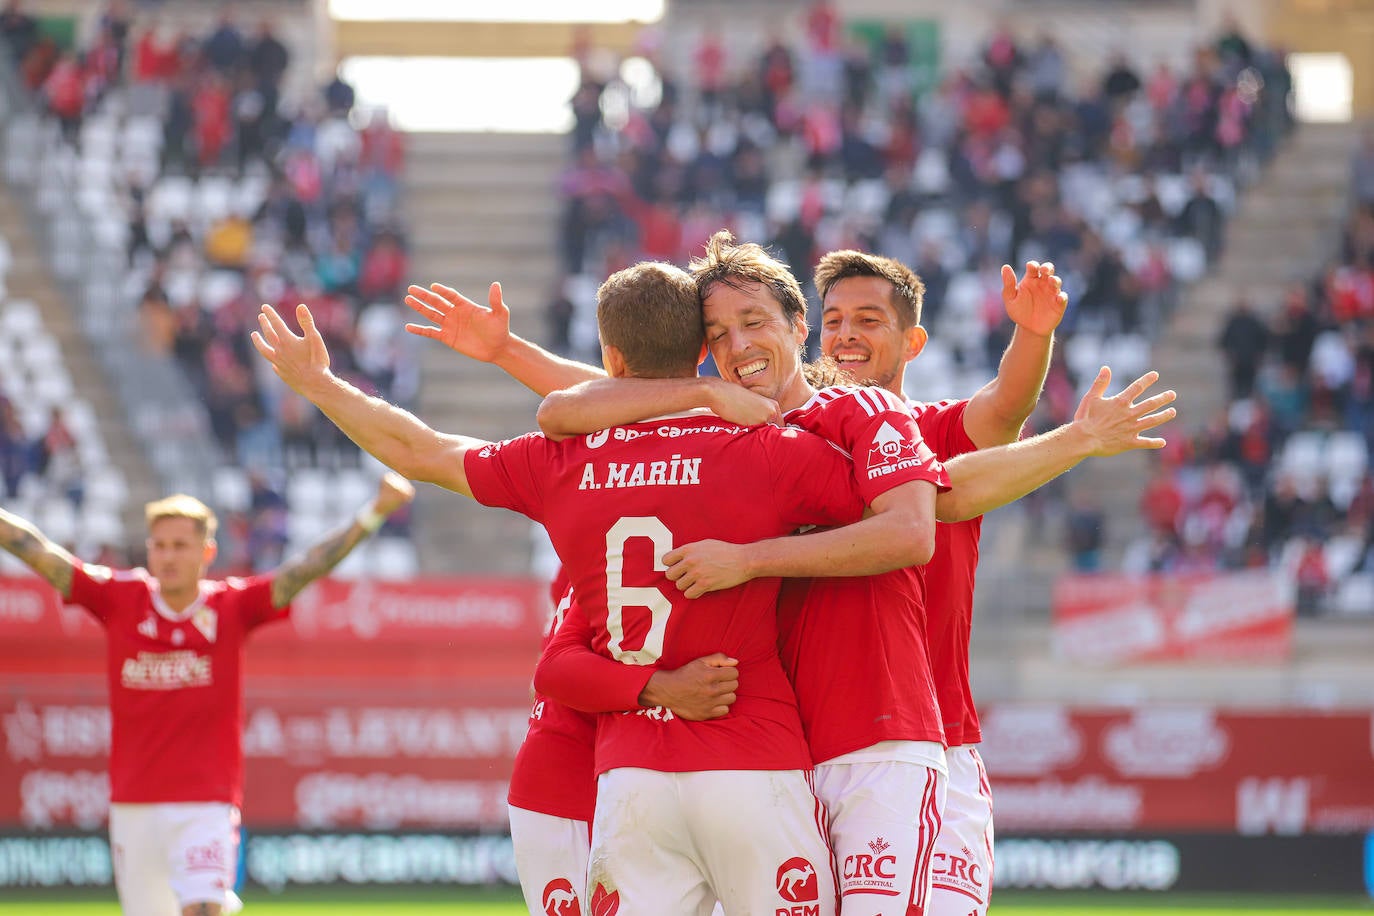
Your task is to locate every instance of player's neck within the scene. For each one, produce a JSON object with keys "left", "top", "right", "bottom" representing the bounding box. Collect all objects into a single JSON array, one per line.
[
  {"left": 777, "top": 375, "right": 816, "bottom": 413},
  {"left": 157, "top": 582, "right": 201, "bottom": 612}
]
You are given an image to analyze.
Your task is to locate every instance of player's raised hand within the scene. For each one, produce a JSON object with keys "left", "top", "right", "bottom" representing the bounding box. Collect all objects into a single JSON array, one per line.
[
  {"left": 706, "top": 377, "right": 783, "bottom": 427},
  {"left": 252, "top": 304, "right": 333, "bottom": 396},
  {"left": 404, "top": 281, "right": 512, "bottom": 362},
  {"left": 1073, "top": 366, "right": 1178, "bottom": 457},
  {"left": 664, "top": 539, "right": 753, "bottom": 599},
  {"left": 1002, "top": 260, "right": 1068, "bottom": 338},
  {"left": 372, "top": 471, "right": 416, "bottom": 516},
  {"left": 638, "top": 653, "right": 740, "bottom": 720}
]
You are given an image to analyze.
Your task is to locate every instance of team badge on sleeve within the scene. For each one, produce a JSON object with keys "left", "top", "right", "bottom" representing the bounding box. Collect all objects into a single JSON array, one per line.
[{"left": 866, "top": 421, "right": 930, "bottom": 480}]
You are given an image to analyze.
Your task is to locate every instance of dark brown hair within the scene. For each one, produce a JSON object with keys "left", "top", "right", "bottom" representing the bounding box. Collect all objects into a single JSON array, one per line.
[{"left": 813, "top": 249, "right": 926, "bottom": 329}]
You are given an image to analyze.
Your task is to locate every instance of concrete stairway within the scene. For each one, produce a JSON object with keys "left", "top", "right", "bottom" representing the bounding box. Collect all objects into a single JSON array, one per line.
[
  {"left": 0, "top": 184, "right": 159, "bottom": 536},
  {"left": 401, "top": 132, "right": 566, "bottom": 575},
  {"left": 1069, "top": 123, "right": 1359, "bottom": 561}
]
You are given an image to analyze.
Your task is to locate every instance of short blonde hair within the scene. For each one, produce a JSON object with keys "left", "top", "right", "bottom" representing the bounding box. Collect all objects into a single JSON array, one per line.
[{"left": 145, "top": 494, "right": 218, "bottom": 541}]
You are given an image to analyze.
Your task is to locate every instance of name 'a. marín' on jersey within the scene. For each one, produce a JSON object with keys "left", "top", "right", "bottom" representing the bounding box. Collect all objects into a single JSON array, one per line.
[{"left": 577, "top": 455, "right": 702, "bottom": 490}]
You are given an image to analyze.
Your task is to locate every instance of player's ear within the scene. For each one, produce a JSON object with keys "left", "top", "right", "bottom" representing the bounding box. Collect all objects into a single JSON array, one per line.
[
  {"left": 602, "top": 344, "right": 628, "bottom": 378},
  {"left": 697, "top": 341, "right": 708, "bottom": 366},
  {"left": 904, "top": 324, "right": 928, "bottom": 361},
  {"left": 792, "top": 315, "right": 808, "bottom": 347},
  {"left": 201, "top": 539, "right": 217, "bottom": 569}
]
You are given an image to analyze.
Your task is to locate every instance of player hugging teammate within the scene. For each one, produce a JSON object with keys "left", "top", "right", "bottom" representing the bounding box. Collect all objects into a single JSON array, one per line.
[{"left": 256, "top": 229, "right": 1175, "bottom": 915}]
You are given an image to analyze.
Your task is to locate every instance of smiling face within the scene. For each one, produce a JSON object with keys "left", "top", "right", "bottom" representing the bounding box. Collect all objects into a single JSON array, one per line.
[
  {"left": 702, "top": 279, "right": 812, "bottom": 409},
  {"left": 820, "top": 275, "right": 926, "bottom": 394}
]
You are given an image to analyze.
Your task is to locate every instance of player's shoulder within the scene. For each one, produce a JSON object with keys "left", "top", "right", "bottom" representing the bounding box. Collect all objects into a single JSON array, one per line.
[
  {"left": 807, "top": 385, "right": 912, "bottom": 417},
  {"left": 82, "top": 564, "right": 152, "bottom": 587}
]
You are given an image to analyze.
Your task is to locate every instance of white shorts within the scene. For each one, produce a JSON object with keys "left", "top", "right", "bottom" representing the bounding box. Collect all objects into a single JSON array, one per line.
[
  {"left": 508, "top": 804, "right": 590, "bottom": 916},
  {"left": 589, "top": 767, "right": 836, "bottom": 916},
  {"left": 109, "top": 802, "right": 240, "bottom": 915},
  {"left": 814, "top": 743, "right": 947, "bottom": 916},
  {"left": 928, "top": 746, "right": 994, "bottom": 916}
]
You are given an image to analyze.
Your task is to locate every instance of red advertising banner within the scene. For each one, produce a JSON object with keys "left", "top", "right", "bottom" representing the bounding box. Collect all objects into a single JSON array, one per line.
[
  {"left": 0, "top": 688, "right": 534, "bottom": 831},
  {"left": 979, "top": 705, "right": 1374, "bottom": 834},
  {"left": 0, "top": 573, "right": 549, "bottom": 831},
  {"left": 0, "top": 575, "right": 550, "bottom": 646},
  {"left": 1052, "top": 570, "right": 1294, "bottom": 664}
]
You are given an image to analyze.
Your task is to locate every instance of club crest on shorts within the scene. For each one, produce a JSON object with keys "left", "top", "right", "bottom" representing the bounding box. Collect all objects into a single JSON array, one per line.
[
  {"left": 588, "top": 882, "right": 620, "bottom": 916},
  {"left": 775, "top": 856, "right": 819, "bottom": 902},
  {"left": 540, "top": 877, "right": 580, "bottom": 916}
]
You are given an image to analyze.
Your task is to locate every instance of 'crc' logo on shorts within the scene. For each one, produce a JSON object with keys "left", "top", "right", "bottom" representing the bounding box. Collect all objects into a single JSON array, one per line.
[
  {"left": 541, "top": 878, "right": 579, "bottom": 916},
  {"left": 776, "top": 857, "right": 819, "bottom": 902}
]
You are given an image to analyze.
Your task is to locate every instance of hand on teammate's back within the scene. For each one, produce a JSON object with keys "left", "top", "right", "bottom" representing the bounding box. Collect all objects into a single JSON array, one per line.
[
  {"left": 638, "top": 653, "right": 740, "bottom": 721},
  {"left": 664, "top": 539, "right": 753, "bottom": 598},
  {"left": 403, "top": 282, "right": 512, "bottom": 362},
  {"left": 251, "top": 304, "right": 333, "bottom": 396},
  {"left": 1074, "top": 366, "right": 1178, "bottom": 457},
  {"left": 1001, "top": 260, "right": 1069, "bottom": 337},
  {"left": 705, "top": 378, "right": 783, "bottom": 428}
]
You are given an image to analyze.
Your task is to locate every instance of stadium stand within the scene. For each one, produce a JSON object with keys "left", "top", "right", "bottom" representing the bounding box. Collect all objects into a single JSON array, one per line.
[
  {"left": 1126, "top": 132, "right": 1374, "bottom": 616},
  {"left": 552, "top": 4, "right": 1295, "bottom": 576},
  {"left": 0, "top": 4, "right": 417, "bottom": 579}
]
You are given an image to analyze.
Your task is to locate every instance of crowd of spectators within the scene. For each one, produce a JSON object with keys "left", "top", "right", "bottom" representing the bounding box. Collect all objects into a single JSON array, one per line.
[
  {"left": 553, "top": 6, "right": 1291, "bottom": 380},
  {"left": 1132, "top": 129, "right": 1374, "bottom": 615},
  {"left": 0, "top": 2, "right": 414, "bottom": 573}
]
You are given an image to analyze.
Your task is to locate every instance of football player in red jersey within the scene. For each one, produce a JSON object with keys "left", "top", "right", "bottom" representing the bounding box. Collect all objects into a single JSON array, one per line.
[{"left": 0, "top": 473, "right": 413, "bottom": 916}]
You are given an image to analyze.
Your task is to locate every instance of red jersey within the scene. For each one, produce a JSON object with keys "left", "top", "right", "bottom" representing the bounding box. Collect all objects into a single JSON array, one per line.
[
  {"left": 467, "top": 414, "right": 864, "bottom": 775},
  {"left": 507, "top": 574, "right": 597, "bottom": 822},
  {"left": 778, "top": 386, "right": 950, "bottom": 763},
  {"left": 67, "top": 565, "right": 287, "bottom": 805},
  {"left": 909, "top": 398, "right": 985, "bottom": 747}
]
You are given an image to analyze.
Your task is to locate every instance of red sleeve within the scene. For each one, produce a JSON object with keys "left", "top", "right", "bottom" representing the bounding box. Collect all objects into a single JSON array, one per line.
[
  {"left": 534, "top": 599, "right": 653, "bottom": 714},
  {"left": 761, "top": 428, "right": 866, "bottom": 530},
  {"left": 910, "top": 398, "right": 979, "bottom": 462},
  {"left": 66, "top": 564, "right": 146, "bottom": 626},
  {"left": 236, "top": 575, "right": 289, "bottom": 631},
  {"left": 462, "top": 432, "right": 552, "bottom": 521},
  {"left": 798, "top": 387, "right": 950, "bottom": 505}
]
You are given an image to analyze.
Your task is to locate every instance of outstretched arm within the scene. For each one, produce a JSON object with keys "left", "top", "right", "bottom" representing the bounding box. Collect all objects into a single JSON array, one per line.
[
  {"left": 961, "top": 261, "right": 1067, "bottom": 448},
  {"left": 0, "top": 508, "right": 80, "bottom": 598},
  {"left": 404, "top": 283, "right": 605, "bottom": 396},
  {"left": 252, "top": 303, "right": 486, "bottom": 494},
  {"left": 270, "top": 472, "right": 415, "bottom": 608},
  {"left": 537, "top": 376, "right": 782, "bottom": 440},
  {"left": 935, "top": 367, "right": 1177, "bottom": 523},
  {"left": 664, "top": 479, "right": 937, "bottom": 598}
]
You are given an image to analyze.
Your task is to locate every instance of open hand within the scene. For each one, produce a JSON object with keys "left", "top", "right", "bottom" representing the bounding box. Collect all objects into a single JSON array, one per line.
[
  {"left": 1002, "top": 260, "right": 1068, "bottom": 337},
  {"left": 1074, "top": 366, "right": 1178, "bottom": 457},
  {"left": 404, "top": 282, "right": 513, "bottom": 362},
  {"left": 251, "top": 304, "right": 333, "bottom": 396}
]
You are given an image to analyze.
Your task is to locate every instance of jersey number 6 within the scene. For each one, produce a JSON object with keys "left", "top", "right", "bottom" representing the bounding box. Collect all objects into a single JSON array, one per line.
[{"left": 604, "top": 516, "right": 673, "bottom": 665}]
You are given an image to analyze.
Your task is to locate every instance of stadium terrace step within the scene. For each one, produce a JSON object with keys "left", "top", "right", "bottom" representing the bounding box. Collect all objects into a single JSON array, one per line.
[
  {"left": 404, "top": 130, "right": 568, "bottom": 574},
  {"left": 405, "top": 131, "right": 567, "bottom": 159}
]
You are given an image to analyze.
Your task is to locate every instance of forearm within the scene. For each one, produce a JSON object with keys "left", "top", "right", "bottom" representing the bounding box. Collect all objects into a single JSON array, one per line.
[
  {"left": 494, "top": 335, "right": 605, "bottom": 397},
  {"left": 270, "top": 516, "right": 373, "bottom": 608},
  {"left": 966, "top": 327, "right": 1054, "bottom": 447},
  {"left": 0, "top": 508, "right": 78, "bottom": 597},
  {"left": 538, "top": 377, "right": 716, "bottom": 440},
  {"left": 741, "top": 510, "right": 934, "bottom": 579},
  {"left": 937, "top": 422, "right": 1092, "bottom": 522},
  {"left": 534, "top": 643, "right": 653, "bottom": 713},
  {"left": 302, "top": 372, "right": 477, "bottom": 492}
]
